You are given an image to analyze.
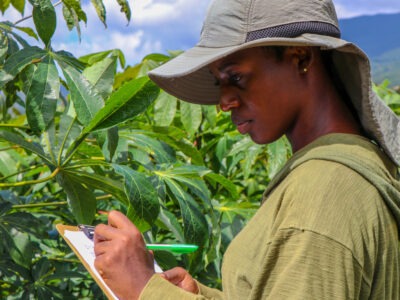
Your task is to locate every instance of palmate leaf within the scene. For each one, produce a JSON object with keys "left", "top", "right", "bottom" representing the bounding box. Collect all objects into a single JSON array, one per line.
[
  {"left": 0, "top": 46, "right": 47, "bottom": 88},
  {"left": 25, "top": 55, "right": 59, "bottom": 133},
  {"left": 113, "top": 164, "right": 160, "bottom": 225},
  {"left": 82, "top": 76, "right": 159, "bottom": 134},
  {"left": 56, "top": 171, "right": 96, "bottom": 224},
  {"left": 30, "top": 0, "right": 56, "bottom": 47},
  {"left": 60, "top": 62, "right": 104, "bottom": 126}
]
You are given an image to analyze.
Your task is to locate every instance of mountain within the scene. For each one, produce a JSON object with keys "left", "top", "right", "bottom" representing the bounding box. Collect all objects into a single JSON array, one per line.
[{"left": 339, "top": 13, "right": 400, "bottom": 87}]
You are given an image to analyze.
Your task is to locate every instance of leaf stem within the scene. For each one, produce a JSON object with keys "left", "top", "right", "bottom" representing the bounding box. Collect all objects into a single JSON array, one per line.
[
  {"left": 0, "top": 167, "right": 60, "bottom": 188},
  {"left": 0, "top": 164, "right": 47, "bottom": 181},
  {"left": 13, "top": 0, "right": 63, "bottom": 25}
]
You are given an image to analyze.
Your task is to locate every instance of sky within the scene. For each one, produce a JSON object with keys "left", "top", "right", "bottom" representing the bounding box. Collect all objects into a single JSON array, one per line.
[{"left": 2, "top": 0, "right": 400, "bottom": 67}]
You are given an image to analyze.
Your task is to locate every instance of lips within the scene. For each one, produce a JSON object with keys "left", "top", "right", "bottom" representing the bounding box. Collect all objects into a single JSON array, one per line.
[{"left": 234, "top": 119, "right": 252, "bottom": 134}]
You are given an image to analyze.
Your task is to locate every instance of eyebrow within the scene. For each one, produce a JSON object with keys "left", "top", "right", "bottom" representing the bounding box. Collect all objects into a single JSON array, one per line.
[{"left": 218, "top": 61, "right": 238, "bottom": 73}]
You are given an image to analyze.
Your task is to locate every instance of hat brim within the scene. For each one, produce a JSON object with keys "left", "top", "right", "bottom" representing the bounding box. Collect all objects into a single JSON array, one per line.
[
  {"left": 148, "top": 34, "right": 353, "bottom": 105},
  {"left": 148, "top": 33, "right": 400, "bottom": 166}
]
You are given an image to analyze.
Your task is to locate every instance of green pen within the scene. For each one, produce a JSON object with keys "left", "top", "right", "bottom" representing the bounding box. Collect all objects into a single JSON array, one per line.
[
  {"left": 78, "top": 225, "right": 198, "bottom": 254},
  {"left": 146, "top": 244, "right": 198, "bottom": 254}
]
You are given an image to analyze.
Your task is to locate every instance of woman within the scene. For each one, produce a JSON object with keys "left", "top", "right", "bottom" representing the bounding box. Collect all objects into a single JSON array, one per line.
[{"left": 94, "top": 0, "right": 400, "bottom": 299}]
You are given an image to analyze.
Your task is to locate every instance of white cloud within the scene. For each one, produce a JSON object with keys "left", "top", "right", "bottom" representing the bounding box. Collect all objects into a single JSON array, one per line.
[
  {"left": 2, "top": 0, "right": 400, "bottom": 66},
  {"left": 333, "top": 0, "right": 400, "bottom": 18}
]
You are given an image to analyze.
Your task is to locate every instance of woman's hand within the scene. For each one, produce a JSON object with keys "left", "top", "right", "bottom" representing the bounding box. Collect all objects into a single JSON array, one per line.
[
  {"left": 94, "top": 210, "right": 155, "bottom": 300},
  {"left": 161, "top": 267, "right": 199, "bottom": 294}
]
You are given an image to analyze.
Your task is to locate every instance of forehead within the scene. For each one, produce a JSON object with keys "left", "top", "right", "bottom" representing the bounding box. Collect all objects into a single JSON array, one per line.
[{"left": 209, "top": 47, "right": 268, "bottom": 71}]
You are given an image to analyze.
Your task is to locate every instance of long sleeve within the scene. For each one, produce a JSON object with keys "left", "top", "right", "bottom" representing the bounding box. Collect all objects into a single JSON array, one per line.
[{"left": 139, "top": 274, "right": 223, "bottom": 300}]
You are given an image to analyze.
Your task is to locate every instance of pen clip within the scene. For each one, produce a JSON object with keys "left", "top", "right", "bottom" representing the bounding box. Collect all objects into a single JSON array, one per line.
[{"left": 78, "top": 224, "right": 95, "bottom": 240}]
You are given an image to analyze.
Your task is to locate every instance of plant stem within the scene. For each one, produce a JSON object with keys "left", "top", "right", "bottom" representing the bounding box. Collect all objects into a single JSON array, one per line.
[
  {"left": 12, "top": 201, "right": 67, "bottom": 209},
  {"left": 0, "top": 167, "right": 60, "bottom": 188}
]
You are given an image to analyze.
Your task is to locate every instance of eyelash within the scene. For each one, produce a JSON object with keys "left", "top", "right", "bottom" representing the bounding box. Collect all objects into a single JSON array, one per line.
[{"left": 214, "top": 73, "right": 242, "bottom": 87}]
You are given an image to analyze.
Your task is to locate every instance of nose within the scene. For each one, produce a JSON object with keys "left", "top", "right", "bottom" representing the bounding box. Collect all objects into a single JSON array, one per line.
[{"left": 219, "top": 88, "right": 240, "bottom": 112}]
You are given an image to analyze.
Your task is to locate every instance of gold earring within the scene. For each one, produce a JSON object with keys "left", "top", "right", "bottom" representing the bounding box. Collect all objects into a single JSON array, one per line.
[{"left": 303, "top": 67, "right": 308, "bottom": 73}]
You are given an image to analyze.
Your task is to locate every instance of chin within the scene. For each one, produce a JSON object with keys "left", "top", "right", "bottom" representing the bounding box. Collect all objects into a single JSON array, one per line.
[{"left": 249, "top": 133, "right": 281, "bottom": 145}]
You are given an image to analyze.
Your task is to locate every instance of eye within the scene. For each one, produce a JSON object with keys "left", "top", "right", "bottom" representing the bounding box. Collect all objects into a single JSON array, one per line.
[{"left": 228, "top": 73, "right": 242, "bottom": 85}]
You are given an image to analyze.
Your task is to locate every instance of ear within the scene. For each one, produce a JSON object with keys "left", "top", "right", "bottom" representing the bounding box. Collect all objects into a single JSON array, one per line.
[{"left": 285, "top": 47, "right": 314, "bottom": 74}]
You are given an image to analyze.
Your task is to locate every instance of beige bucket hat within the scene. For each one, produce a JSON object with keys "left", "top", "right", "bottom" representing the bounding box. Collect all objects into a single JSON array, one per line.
[{"left": 148, "top": 0, "right": 400, "bottom": 166}]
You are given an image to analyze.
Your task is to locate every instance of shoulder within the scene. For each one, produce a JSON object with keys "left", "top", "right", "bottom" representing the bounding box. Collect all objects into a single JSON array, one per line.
[{"left": 266, "top": 158, "right": 389, "bottom": 250}]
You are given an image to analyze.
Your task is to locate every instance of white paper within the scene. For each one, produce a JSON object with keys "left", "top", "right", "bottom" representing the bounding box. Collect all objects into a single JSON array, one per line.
[{"left": 64, "top": 230, "right": 163, "bottom": 299}]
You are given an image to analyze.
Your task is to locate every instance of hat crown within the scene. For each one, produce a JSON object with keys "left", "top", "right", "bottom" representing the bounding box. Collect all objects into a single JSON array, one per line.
[{"left": 199, "top": 0, "right": 340, "bottom": 47}]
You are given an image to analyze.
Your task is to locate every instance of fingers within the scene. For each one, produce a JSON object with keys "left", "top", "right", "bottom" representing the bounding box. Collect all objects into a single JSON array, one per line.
[
  {"left": 162, "top": 267, "right": 188, "bottom": 285},
  {"left": 107, "top": 210, "right": 136, "bottom": 230},
  {"left": 161, "top": 267, "right": 199, "bottom": 294}
]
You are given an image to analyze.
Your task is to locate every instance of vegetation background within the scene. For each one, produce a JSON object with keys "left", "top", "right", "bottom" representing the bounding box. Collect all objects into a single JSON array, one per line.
[{"left": 0, "top": 0, "right": 399, "bottom": 299}]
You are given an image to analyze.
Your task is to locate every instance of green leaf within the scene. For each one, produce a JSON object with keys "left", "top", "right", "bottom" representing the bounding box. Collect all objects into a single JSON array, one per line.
[
  {"left": 83, "top": 56, "right": 117, "bottom": 100},
  {"left": 0, "top": 151, "right": 18, "bottom": 177},
  {"left": 0, "top": 31, "right": 8, "bottom": 63},
  {"left": 158, "top": 209, "right": 185, "bottom": 243},
  {"left": 102, "top": 126, "right": 119, "bottom": 162},
  {"left": 54, "top": 109, "right": 80, "bottom": 161},
  {"left": 0, "top": 46, "right": 47, "bottom": 88},
  {"left": 82, "top": 76, "right": 159, "bottom": 133},
  {"left": 9, "top": 231, "right": 33, "bottom": 269},
  {"left": 0, "top": 130, "right": 53, "bottom": 165},
  {"left": 0, "top": 0, "right": 10, "bottom": 14},
  {"left": 62, "top": 4, "right": 76, "bottom": 31},
  {"left": 56, "top": 171, "right": 96, "bottom": 224},
  {"left": 60, "top": 62, "right": 104, "bottom": 126},
  {"left": 123, "top": 133, "right": 176, "bottom": 164},
  {"left": 25, "top": 55, "right": 59, "bottom": 133},
  {"left": 267, "top": 137, "right": 291, "bottom": 179},
  {"left": 113, "top": 164, "right": 160, "bottom": 225},
  {"left": 14, "top": 25, "right": 38, "bottom": 40},
  {"left": 31, "top": 0, "right": 56, "bottom": 46},
  {"left": 180, "top": 101, "right": 202, "bottom": 136},
  {"left": 154, "top": 90, "right": 177, "bottom": 126},
  {"left": 116, "top": 0, "right": 131, "bottom": 23},
  {"left": 90, "top": 0, "right": 106, "bottom": 27},
  {"left": 11, "top": 0, "right": 25, "bottom": 15},
  {"left": 53, "top": 50, "right": 86, "bottom": 70},
  {"left": 11, "top": 0, "right": 25, "bottom": 14},
  {"left": 63, "top": 0, "right": 87, "bottom": 23},
  {"left": 205, "top": 172, "right": 239, "bottom": 199},
  {"left": 65, "top": 170, "right": 128, "bottom": 205},
  {"left": 164, "top": 178, "right": 208, "bottom": 246}
]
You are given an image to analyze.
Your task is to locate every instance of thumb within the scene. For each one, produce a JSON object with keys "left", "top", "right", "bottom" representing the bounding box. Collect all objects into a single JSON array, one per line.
[{"left": 161, "top": 267, "right": 187, "bottom": 285}]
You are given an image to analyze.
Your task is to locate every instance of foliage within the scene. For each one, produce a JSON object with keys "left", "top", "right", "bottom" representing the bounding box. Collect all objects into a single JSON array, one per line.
[
  {"left": 0, "top": 1, "right": 293, "bottom": 298},
  {"left": 1, "top": 1, "right": 399, "bottom": 299}
]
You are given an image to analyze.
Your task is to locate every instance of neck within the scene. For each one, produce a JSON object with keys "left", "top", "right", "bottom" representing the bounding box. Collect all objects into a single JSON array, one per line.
[{"left": 287, "top": 66, "right": 362, "bottom": 153}]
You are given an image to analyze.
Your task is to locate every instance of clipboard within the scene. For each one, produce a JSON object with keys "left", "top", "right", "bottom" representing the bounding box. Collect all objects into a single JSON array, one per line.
[{"left": 56, "top": 224, "right": 118, "bottom": 300}]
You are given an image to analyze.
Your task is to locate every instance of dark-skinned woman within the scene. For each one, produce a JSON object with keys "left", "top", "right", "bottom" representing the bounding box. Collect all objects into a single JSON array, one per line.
[{"left": 93, "top": 0, "right": 400, "bottom": 299}]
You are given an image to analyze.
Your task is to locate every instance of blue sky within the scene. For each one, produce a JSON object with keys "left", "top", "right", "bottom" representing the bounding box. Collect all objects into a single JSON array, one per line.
[{"left": 3, "top": 0, "right": 400, "bottom": 66}]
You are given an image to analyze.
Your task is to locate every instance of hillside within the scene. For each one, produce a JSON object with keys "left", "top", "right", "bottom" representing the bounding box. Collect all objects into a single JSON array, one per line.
[{"left": 339, "top": 13, "right": 400, "bottom": 86}]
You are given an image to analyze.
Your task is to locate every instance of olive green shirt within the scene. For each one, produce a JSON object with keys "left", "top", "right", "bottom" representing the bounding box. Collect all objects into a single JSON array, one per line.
[{"left": 140, "top": 134, "right": 400, "bottom": 299}]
